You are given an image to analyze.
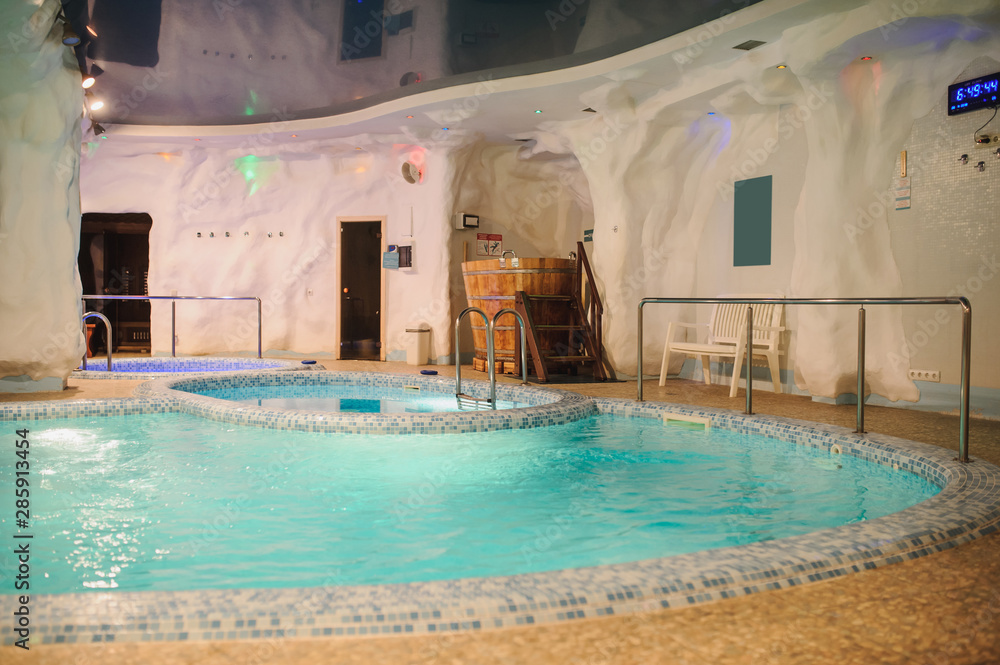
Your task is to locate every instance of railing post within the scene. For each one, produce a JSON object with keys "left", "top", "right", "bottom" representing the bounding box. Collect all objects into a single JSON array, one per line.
[
  {"left": 959, "top": 301, "right": 972, "bottom": 463},
  {"left": 257, "top": 297, "right": 262, "bottom": 359},
  {"left": 487, "top": 318, "right": 496, "bottom": 409},
  {"left": 81, "top": 315, "right": 88, "bottom": 371},
  {"left": 745, "top": 304, "right": 753, "bottom": 415},
  {"left": 171, "top": 300, "right": 176, "bottom": 357},
  {"left": 637, "top": 302, "right": 644, "bottom": 401},
  {"left": 856, "top": 306, "right": 866, "bottom": 434}
]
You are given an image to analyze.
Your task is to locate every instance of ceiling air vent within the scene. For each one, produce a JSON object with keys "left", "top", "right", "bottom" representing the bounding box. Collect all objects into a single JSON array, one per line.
[
  {"left": 732, "top": 40, "right": 766, "bottom": 51},
  {"left": 581, "top": 107, "right": 597, "bottom": 113}
]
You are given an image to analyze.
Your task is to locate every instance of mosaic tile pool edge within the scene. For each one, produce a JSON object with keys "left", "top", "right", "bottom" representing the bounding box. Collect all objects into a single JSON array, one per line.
[
  {"left": 1, "top": 379, "right": 998, "bottom": 647},
  {"left": 134, "top": 370, "right": 598, "bottom": 435}
]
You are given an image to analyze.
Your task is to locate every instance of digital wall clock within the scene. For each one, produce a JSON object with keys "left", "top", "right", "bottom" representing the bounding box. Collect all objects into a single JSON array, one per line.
[{"left": 948, "top": 71, "right": 1000, "bottom": 116}]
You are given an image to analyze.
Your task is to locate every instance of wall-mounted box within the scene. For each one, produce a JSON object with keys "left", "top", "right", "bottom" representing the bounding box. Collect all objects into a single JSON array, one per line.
[{"left": 454, "top": 212, "right": 479, "bottom": 230}]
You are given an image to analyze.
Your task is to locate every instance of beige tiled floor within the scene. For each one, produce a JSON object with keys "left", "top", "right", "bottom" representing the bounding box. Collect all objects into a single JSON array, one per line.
[{"left": 4, "top": 359, "right": 1000, "bottom": 664}]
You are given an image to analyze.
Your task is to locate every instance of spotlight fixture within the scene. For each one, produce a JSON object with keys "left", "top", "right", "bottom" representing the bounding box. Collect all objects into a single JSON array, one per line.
[
  {"left": 89, "top": 99, "right": 104, "bottom": 111},
  {"left": 86, "top": 25, "right": 97, "bottom": 37},
  {"left": 81, "top": 64, "right": 103, "bottom": 89},
  {"left": 92, "top": 120, "right": 106, "bottom": 135},
  {"left": 61, "top": 23, "right": 80, "bottom": 46}
]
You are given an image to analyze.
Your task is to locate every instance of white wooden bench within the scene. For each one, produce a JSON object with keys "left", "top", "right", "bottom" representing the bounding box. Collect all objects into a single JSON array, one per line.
[{"left": 658, "top": 297, "right": 785, "bottom": 397}]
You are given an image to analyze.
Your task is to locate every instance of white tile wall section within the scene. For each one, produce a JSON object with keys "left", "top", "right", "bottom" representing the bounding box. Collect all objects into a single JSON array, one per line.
[{"left": 888, "top": 56, "right": 1000, "bottom": 389}]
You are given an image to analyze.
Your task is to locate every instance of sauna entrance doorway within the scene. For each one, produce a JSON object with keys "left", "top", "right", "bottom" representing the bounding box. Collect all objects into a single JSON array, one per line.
[
  {"left": 337, "top": 217, "right": 386, "bottom": 360},
  {"left": 78, "top": 212, "right": 152, "bottom": 354}
]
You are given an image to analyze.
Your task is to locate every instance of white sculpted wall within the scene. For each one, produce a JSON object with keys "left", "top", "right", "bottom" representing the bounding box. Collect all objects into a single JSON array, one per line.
[
  {"left": 0, "top": 0, "right": 84, "bottom": 391},
  {"left": 526, "top": 1, "right": 1000, "bottom": 399},
  {"left": 80, "top": 136, "right": 457, "bottom": 362}
]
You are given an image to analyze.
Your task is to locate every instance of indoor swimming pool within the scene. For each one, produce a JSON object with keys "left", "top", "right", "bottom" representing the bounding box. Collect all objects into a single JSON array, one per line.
[
  {"left": 5, "top": 412, "right": 939, "bottom": 594},
  {"left": 1, "top": 373, "right": 998, "bottom": 645}
]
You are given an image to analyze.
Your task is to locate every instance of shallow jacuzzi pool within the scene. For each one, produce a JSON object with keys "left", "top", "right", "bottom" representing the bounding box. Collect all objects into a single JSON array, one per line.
[
  {"left": 184, "top": 383, "right": 529, "bottom": 413},
  {"left": 138, "top": 371, "right": 591, "bottom": 433},
  {"left": 2, "top": 375, "right": 999, "bottom": 647},
  {"left": 74, "top": 356, "right": 313, "bottom": 380}
]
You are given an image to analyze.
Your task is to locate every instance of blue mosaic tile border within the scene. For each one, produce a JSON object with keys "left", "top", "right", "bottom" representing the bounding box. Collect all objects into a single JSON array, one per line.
[
  {"left": 1, "top": 385, "right": 998, "bottom": 647},
  {"left": 0, "top": 398, "right": 173, "bottom": 422},
  {"left": 135, "top": 371, "right": 596, "bottom": 435},
  {"left": 73, "top": 357, "right": 316, "bottom": 380}
]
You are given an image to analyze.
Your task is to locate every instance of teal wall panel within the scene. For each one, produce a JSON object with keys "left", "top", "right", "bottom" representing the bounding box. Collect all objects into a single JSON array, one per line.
[{"left": 733, "top": 175, "right": 772, "bottom": 266}]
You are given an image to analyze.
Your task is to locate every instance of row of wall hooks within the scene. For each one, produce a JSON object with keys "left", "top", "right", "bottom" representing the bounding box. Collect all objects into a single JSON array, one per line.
[{"left": 195, "top": 231, "right": 285, "bottom": 238}]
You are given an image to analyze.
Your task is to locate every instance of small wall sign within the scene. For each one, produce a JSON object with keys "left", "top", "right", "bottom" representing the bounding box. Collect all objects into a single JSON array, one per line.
[{"left": 476, "top": 233, "right": 502, "bottom": 256}]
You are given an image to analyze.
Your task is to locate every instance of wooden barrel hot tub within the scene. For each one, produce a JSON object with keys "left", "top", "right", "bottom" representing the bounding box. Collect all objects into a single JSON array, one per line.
[{"left": 461, "top": 257, "right": 576, "bottom": 372}]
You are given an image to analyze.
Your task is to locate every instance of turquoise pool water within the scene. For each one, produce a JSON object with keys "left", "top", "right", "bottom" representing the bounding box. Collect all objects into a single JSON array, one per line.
[
  {"left": 1, "top": 413, "right": 939, "bottom": 595},
  {"left": 187, "top": 384, "right": 528, "bottom": 412}
]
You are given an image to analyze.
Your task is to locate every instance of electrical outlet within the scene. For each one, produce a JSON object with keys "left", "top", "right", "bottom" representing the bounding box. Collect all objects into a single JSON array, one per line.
[
  {"left": 908, "top": 369, "right": 940, "bottom": 382},
  {"left": 975, "top": 134, "right": 1000, "bottom": 148}
]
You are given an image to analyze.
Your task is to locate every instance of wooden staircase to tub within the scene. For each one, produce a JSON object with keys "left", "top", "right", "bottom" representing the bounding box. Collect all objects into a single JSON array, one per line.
[{"left": 513, "top": 242, "right": 610, "bottom": 382}]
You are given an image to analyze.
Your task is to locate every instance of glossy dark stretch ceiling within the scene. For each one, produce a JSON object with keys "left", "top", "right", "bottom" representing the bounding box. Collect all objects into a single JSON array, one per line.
[{"left": 60, "top": 0, "right": 765, "bottom": 125}]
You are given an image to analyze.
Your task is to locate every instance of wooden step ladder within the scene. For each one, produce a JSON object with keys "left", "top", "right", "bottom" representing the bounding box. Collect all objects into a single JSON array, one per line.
[{"left": 512, "top": 242, "right": 611, "bottom": 383}]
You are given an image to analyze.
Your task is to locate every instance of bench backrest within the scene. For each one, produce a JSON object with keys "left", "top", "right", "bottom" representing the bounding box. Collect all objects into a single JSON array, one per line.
[{"left": 708, "top": 298, "right": 783, "bottom": 348}]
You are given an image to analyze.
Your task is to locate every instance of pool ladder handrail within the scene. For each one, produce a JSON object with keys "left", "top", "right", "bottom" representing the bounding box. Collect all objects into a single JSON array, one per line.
[
  {"left": 80, "top": 311, "right": 113, "bottom": 371},
  {"left": 455, "top": 307, "right": 529, "bottom": 410}
]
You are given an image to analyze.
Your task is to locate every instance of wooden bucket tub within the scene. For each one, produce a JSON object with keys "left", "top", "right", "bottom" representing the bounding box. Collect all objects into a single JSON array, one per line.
[{"left": 461, "top": 257, "right": 576, "bottom": 370}]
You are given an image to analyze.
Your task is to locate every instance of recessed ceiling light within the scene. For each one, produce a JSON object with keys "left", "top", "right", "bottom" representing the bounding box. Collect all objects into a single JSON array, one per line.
[
  {"left": 707, "top": 112, "right": 716, "bottom": 115},
  {"left": 194, "top": 138, "right": 201, "bottom": 141},
  {"left": 776, "top": 64, "right": 787, "bottom": 69},
  {"left": 441, "top": 127, "right": 449, "bottom": 131},
  {"left": 534, "top": 109, "right": 542, "bottom": 114},
  {"left": 290, "top": 134, "right": 297, "bottom": 138},
  {"left": 89, "top": 99, "right": 104, "bottom": 111},
  {"left": 406, "top": 115, "right": 414, "bottom": 119},
  {"left": 86, "top": 25, "right": 97, "bottom": 37},
  {"left": 861, "top": 56, "right": 873, "bottom": 61}
]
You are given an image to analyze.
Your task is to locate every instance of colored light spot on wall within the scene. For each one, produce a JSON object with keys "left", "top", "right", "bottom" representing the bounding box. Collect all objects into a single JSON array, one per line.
[{"left": 234, "top": 155, "right": 278, "bottom": 197}]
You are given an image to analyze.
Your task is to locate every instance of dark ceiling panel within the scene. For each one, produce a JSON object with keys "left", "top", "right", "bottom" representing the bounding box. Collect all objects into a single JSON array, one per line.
[{"left": 87, "top": 0, "right": 162, "bottom": 68}]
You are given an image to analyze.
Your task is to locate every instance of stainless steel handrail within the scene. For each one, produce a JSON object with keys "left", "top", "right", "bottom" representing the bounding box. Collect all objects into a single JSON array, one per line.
[
  {"left": 81, "top": 295, "right": 263, "bottom": 358},
  {"left": 80, "top": 312, "right": 113, "bottom": 371},
  {"left": 455, "top": 307, "right": 494, "bottom": 408},
  {"left": 638, "top": 297, "right": 973, "bottom": 462},
  {"left": 492, "top": 308, "right": 529, "bottom": 386}
]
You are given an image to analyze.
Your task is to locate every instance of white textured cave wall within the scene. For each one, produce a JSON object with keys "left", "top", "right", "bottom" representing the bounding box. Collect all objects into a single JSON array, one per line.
[
  {"left": 95, "top": 0, "right": 447, "bottom": 121},
  {"left": 444, "top": 140, "right": 593, "bottom": 356},
  {"left": 0, "top": 0, "right": 84, "bottom": 389},
  {"left": 888, "top": 56, "right": 1000, "bottom": 390},
  {"left": 80, "top": 137, "right": 456, "bottom": 361},
  {"left": 524, "top": 0, "right": 1000, "bottom": 400},
  {"left": 450, "top": 140, "right": 592, "bottom": 258}
]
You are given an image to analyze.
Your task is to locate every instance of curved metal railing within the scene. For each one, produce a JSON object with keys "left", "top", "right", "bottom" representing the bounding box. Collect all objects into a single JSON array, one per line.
[
  {"left": 638, "top": 296, "right": 973, "bottom": 462},
  {"left": 82, "top": 295, "right": 262, "bottom": 358},
  {"left": 80, "top": 311, "right": 113, "bottom": 371},
  {"left": 455, "top": 306, "right": 529, "bottom": 410}
]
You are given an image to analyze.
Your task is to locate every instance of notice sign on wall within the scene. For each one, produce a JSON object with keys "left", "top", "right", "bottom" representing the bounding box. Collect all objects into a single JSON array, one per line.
[{"left": 476, "top": 233, "right": 502, "bottom": 256}]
